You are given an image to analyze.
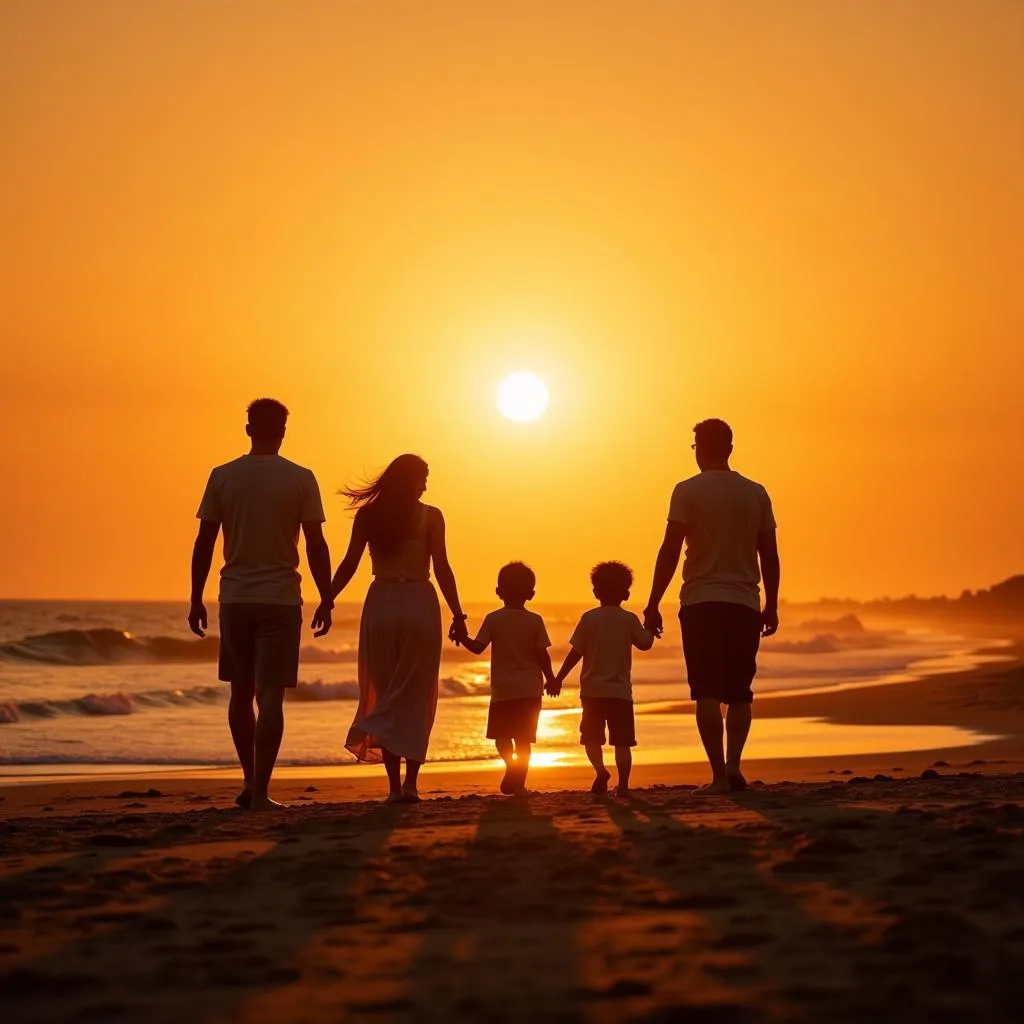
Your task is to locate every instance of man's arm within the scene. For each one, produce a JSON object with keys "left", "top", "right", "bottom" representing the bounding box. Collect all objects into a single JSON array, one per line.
[
  {"left": 302, "top": 521, "right": 334, "bottom": 637},
  {"left": 189, "top": 520, "right": 220, "bottom": 637},
  {"left": 757, "top": 528, "right": 780, "bottom": 637},
  {"left": 644, "top": 520, "right": 685, "bottom": 636}
]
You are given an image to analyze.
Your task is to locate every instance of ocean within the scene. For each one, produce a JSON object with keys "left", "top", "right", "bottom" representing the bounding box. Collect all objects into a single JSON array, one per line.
[{"left": 0, "top": 600, "right": 1000, "bottom": 773}]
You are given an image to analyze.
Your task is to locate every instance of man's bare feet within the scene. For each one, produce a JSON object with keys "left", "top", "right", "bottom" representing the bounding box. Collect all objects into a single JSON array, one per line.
[
  {"left": 693, "top": 777, "right": 732, "bottom": 795},
  {"left": 400, "top": 787, "right": 422, "bottom": 804},
  {"left": 615, "top": 784, "right": 630, "bottom": 799},
  {"left": 727, "top": 771, "right": 748, "bottom": 791},
  {"left": 385, "top": 790, "right": 403, "bottom": 804},
  {"left": 591, "top": 769, "right": 611, "bottom": 795},
  {"left": 499, "top": 767, "right": 515, "bottom": 795},
  {"left": 234, "top": 787, "right": 252, "bottom": 809},
  {"left": 249, "top": 794, "right": 286, "bottom": 811}
]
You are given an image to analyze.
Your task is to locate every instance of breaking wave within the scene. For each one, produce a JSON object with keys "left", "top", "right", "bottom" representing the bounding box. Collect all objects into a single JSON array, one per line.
[
  {"left": 0, "top": 675, "right": 491, "bottom": 723},
  {"left": 0, "top": 628, "right": 359, "bottom": 666}
]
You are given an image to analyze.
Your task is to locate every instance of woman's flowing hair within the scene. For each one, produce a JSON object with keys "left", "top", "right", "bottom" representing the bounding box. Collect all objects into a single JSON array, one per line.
[{"left": 341, "top": 454, "right": 429, "bottom": 555}]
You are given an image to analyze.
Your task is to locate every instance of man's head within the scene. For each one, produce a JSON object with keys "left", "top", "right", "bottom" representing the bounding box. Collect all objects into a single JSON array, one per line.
[
  {"left": 246, "top": 398, "right": 289, "bottom": 449},
  {"left": 692, "top": 418, "right": 733, "bottom": 470},
  {"left": 496, "top": 561, "right": 536, "bottom": 606},
  {"left": 591, "top": 561, "right": 633, "bottom": 605}
]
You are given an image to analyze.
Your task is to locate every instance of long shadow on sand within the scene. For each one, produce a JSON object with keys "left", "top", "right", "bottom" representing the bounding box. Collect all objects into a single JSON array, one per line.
[
  {"left": 399, "top": 796, "right": 593, "bottom": 1019},
  {"left": 603, "top": 778, "right": 1024, "bottom": 1022},
  {"left": 1, "top": 800, "right": 406, "bottom": 1024},
  {"left": 732, "top": 776, "right": 1024, "bottom": 1020}
]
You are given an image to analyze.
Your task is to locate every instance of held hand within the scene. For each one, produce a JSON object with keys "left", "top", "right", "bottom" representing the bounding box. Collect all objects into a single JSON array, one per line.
[
  {"left": 311, "top": 601, "right": 333, "bottom": 638},
  {"left": 643, "top": 606, "right": 663, "bottom": 638},
  {"left": 188, "top": 601, "right": 208, "bottom": 638},
  {"left": 545, "top": 678, "right": 562, "bottom": 697},
  {"left": 761, "top": 605, "right": 779, "bottom": 637},
  {"left": 448, "top": 617, "right": 469, "bottom": 646}
]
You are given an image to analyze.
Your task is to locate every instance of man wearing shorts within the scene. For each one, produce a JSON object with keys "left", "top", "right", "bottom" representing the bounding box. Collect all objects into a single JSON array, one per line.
[
  {"left": 643, "top": 419, "right": 780, "bottom": 793},
  {"left": 188, "top": 398, "right": 334, "bottom": 810}
]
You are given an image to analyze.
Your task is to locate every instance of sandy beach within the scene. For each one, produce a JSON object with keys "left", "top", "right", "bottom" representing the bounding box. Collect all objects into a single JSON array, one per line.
[{"left": 3, "top": 647, "right": 1024, "bottom": 1022}]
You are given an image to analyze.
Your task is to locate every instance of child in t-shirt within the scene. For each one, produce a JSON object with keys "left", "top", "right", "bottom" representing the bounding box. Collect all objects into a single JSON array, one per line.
[
  {"left": 550, "top": 561, "right": 655, "bottom": 798},
  {"left": 458, "top": 562, "right": 555, "bottom": 795}
]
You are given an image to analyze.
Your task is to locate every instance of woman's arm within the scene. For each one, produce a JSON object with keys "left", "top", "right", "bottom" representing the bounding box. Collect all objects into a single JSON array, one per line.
[
  {"left": 330, "top": 513, "right": 368, "bottom": 600},
  {"left": 427, "top": 507, "right": 467, "bottom": 638}
]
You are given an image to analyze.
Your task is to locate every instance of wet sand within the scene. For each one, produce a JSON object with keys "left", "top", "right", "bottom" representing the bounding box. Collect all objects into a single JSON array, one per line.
[{"left": 3, "top": 647, "right": 1024, "bottom": 1021}]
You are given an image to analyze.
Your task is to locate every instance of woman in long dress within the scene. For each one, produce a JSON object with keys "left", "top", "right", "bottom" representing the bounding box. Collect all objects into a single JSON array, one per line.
[{"left": 330, "top": 454, "right": 468, "bottom": 802}]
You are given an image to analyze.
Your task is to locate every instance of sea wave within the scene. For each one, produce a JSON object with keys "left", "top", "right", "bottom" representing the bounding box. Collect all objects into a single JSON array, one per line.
[
  {"left": 0, "top": 675, "right": 493, "bottom": 723},
  {"left": 0, "top": 753, "right": 499, "bottom": 767},
  {"left": 0, "top": 685, "right": 226, "bottom": 723},
  {"left": 0, "top": 628, "right": 362, "bottom": 666},
  {"left": 770, "top": 634, "right": 842, "bottom": 655}
]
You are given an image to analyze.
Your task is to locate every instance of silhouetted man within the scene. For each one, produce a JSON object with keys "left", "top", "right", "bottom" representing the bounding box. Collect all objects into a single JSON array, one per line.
[
  {"left": 644, "top": 419, "right": 779, "bottom": 793},
  {"left": 189, "top": 398, "right": 334, "bottom": 810}
]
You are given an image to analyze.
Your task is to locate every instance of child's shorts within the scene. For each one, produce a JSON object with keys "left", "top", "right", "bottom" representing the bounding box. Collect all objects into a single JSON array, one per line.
[
  {"left": 580, "top": 697, "right": 636, "bottom": 747},
  {"left": 487, "top": 697, "right": 542, "bottom": 743}
]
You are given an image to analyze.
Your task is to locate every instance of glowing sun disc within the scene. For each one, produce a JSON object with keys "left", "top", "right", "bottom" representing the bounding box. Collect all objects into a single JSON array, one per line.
[{"left": 496, "top": 372, "right": 549, "bottom": 422}]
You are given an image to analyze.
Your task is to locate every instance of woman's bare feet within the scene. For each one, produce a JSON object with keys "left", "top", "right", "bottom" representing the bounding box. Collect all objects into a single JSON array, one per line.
[
  {"left": 615, "top": 784, "right": 630, "bottom": 799},
  {"left": 234, "top": 787, "right": 252, "bottom": 809},
  {"left": 385, "top": 790, "right": 403, "bottom": 804},
  {"left": 249, "top": 794, "right": 286, "bottom": 811},
  {"left": 590, "top": 768, "right": 611, "bottom": 795},
  {"left": 727, "top": 771, "right": 749, "bottom": 791},
  {"left": 400, "top": 786, "right": 422, "bottom": 804}
]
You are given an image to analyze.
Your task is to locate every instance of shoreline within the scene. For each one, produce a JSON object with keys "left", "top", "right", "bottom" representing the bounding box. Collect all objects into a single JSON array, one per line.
[
  {"left": 2, "top": 636, "right": 1022, "bottom": 812},
  {"left": 1, "top": 632, "right": 1014, "bottom": 785}
]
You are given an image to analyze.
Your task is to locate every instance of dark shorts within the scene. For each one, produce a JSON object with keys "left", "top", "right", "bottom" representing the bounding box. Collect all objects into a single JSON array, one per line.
[
  {"left": 580, "top": 697, "right": 636, "bottom": 748},
  {"left": 487, "top": 697, "right": 542, "bottom": 743},
  {"left": 679, "top": 601, "right": 761, "bottom": 704},
  {"left": 218, "top": 603, "right": 302, "bottom": 690}
]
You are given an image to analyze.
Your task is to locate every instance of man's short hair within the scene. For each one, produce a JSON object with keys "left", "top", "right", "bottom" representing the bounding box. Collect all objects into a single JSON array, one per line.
[
  {"left": 591, "top": 561, "right": 634, "bottom": 598},
  {"left": 497, "top": 561, "right": 536, "bottom": 601},
  {"left": 247, "top": 398, "right": 289, "bottom": 441},
  {"left": 693, "top": 418, "right": 733, "bottom": 457}
]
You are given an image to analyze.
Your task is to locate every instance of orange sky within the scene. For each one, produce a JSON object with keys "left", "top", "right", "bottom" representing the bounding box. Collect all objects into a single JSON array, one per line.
[{"left": 1, "top": 1, "right": 1022, "bottom": 603}]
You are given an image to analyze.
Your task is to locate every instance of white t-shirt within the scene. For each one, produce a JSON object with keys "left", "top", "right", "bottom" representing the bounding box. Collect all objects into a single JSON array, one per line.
[
  {"left": 668, "top": 470, "right": 776, "bottom": 611},
  {"left": 474, "top": 607, "right": 550, "bottom": 702},
  {"left": 569, "top": 605, "right": 654, "bottom": 701},
  {"left": 197, "top": 454, "right": 326, "bottom": 606}
]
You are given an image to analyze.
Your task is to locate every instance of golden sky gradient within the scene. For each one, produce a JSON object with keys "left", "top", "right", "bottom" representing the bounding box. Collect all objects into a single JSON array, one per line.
[{"left": 2, "top": 2, "right": 1022, "bottom": 603}]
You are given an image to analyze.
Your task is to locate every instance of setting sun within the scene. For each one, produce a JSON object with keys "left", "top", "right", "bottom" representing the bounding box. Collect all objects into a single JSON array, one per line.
[{"left": 496, "top": 372, "right": 549, "bottom": 423}]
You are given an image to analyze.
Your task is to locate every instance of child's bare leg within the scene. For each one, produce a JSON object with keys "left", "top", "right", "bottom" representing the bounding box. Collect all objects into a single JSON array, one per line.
[
  {"left": 512, "top": 740, "right": 532, "bottom": 793},
  {"left": 585, "top": 742, "right": 611, "bottom": 794},
  {"left": 614, "top": 745, "right": 632, "bottom": 797},
  {"left": 496, "top": 738, "right": 515, "bottom": 794}
]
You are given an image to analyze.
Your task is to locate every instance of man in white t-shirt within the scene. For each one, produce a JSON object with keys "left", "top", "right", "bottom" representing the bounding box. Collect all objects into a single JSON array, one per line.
[
  {"left": 188, "top": 398, "right": 334, "bottom": 811},
  {"left": 644, "top": 419, "right": 780, "bottom": 794}
]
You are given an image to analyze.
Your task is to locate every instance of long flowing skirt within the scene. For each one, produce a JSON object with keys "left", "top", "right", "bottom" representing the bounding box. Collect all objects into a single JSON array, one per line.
[{"left": 345, "top": 580, "right": 441, "bottom": 763}]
